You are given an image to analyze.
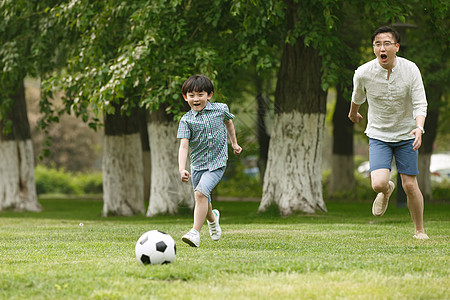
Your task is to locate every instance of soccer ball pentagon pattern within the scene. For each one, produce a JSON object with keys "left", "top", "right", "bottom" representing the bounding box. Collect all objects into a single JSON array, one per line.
[{"left": 135, "top": 230, "right": 176, "bottom": 265}]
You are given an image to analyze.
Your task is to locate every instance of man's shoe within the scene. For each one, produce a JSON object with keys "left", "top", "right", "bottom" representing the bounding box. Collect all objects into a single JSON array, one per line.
[
  {"left": 413, "top": 233, "right": 429, "bottom": 240},
  {"left": 182, "top": 229, "right": 200, "bottom": 247},
  {"left": 372, "top": 181, "right": 395, "bottom": 216},
  {"left": 207, "top": 209, "right": 222, "bottom": 241}
]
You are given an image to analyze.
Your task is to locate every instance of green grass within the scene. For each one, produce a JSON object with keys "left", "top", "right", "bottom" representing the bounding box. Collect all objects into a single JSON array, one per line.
[{"left": 1, "top": 199, "right": 449, "bottom": 300}]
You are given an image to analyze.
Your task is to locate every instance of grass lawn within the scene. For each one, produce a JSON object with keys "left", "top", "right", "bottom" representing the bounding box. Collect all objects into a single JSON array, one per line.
[{"left": 1, "top": 198, "right": 449, "bottom": 299}]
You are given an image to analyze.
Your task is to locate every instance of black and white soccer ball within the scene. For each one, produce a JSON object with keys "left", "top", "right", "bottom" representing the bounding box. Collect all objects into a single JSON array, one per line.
[{"left": 135, "top": 230, "right": 176, "bottom": 265}]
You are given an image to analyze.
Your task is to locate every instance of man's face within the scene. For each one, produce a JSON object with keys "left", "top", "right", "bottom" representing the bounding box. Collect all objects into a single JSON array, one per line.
[
  {"left": 373, "top": 32, "right": 399, "bottom": 69},
  {"left": 183, "top": 90, "right": 212, "bottom": 112}
]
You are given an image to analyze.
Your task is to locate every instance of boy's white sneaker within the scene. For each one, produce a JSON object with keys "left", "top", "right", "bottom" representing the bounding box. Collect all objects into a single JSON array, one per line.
[
  {"left": 182, "top": 229, "right": 200, "bottom": 247},
  {"left": 207, "top": 209, "right": 222, "bottom": 241},
  {"left": 372, "top": 181, "right": 395, "bottom": 216}
]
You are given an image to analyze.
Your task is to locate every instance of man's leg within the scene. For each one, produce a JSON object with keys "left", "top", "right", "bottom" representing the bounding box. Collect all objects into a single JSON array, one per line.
[
  {"left": 400, "top": 173, "right": 426, "bottom": 235},
  {"left": 371, "top": 168, "right": 391, "bottom": 194},
  {"left": 371, "top": 168, "right": 395, "bottom": 216}
]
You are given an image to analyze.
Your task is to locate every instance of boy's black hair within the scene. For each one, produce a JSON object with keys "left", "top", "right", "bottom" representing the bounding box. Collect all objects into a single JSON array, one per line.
[
  {"left": 181, "top": 75, "right": 214, "bottom": 95},
  {"left": 372, "top": 26, "right": 400, "bottom": 43}
]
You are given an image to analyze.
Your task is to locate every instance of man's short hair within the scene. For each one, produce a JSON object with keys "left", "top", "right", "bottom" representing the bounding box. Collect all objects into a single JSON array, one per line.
[
  {"left": 372, "top": 26, "right": 401, "bottom": 43},
  {"left": 181, "top": 75, "right": 214, "bottom": 95}
]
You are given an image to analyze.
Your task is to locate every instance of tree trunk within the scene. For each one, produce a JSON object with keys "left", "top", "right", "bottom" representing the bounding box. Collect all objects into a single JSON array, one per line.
[
  {"left": 328, "top": 84, "right": 355, "bottom": 195},
  {"left": 417, "top": 84, "right": 441, "bottom": 201},
  {"left": 258, "top": 27, "right": 327, "bottom": 215},
  {"left": 256, "top": 91, "right": 270, "bottom": 183},
  {"left": 146, "top": 109, "right": 194, "bottom": 217},
  {"left": 0, "top": 81, "right": 41, "bottom": 212},
  {"left": 138, "top": 108, "right": 151, "bottom": 203},
  {"left": 102, "top": 102, "right": 145, "bottom": 216}
]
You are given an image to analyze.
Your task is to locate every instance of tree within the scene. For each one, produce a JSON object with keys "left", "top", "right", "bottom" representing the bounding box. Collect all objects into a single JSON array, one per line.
[
  {"left": 406, "top": 0, "right": 449, "bottom": 200},
  {"left": 0, "top": 82, "right": 40, "bottom": 211},
  {"left": 42, "top": 0, "right": 242, "bottom": 216},
  {"left": 232, "top": 0, "right": 414, "bottom": 214},
  {"left": 0, "top": 0, "right": 62, "bottom": 211}
]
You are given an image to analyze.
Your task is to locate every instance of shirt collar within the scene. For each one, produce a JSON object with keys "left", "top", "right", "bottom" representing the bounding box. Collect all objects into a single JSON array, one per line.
[{"left": 193, "top": 101, "right": 212, "bottom": 116}]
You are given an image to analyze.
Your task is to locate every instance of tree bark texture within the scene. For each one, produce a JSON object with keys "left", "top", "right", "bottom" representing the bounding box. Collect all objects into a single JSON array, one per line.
[
  {"left": 146, "top": 110, "right": 194, "bottom": 216},
  {"left": 0, "top": 81, "right": 41, "bottom": 212},
  {"left": 259, "top": 112, "right": 327, "bottom": 215},
  {"left": 258, "top": 29, "right": 327, "bottom": 215},
  {"left": 102, "top": 102, "right": 145, "bottom": 216}
]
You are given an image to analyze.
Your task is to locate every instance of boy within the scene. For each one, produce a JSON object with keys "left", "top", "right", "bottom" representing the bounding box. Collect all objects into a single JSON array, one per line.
[
  {"left": 348, "top": 26, "right": 429, "bottom": 239},
  {"left": 177, "top": 75, "right": 242, "bottom": 247}
]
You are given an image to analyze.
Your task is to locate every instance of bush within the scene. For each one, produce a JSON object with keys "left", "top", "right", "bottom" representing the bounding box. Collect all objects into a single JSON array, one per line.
[
  {"left": 432, "top": 179, "right": 450, "bottom": 202},
  {"left": 217, "top": 162, "right": 262, "bottom": 198},
  {"left": 74, "top": 172, "right": 103, "bottom": 194},
  {"left": 35, "top": 165, "right": 102, "bottom": 195}
]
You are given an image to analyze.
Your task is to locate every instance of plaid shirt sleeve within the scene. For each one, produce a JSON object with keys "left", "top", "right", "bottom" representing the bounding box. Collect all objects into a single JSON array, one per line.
[
  {"left": 177, "top": 116, "right": 191, "bottom": 139},
  {"left": 222, "top": 104, "right": 235, "bottom": 122}
]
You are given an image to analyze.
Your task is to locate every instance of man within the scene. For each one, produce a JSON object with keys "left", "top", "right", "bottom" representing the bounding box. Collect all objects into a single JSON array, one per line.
[{"left": 348, "top": 26, "right": 429, "bottom": 239}]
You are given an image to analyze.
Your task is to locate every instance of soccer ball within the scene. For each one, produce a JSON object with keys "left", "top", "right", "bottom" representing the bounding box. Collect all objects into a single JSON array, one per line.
[{"left": 135, "top": 230, "right": 176, "bottom": 265}]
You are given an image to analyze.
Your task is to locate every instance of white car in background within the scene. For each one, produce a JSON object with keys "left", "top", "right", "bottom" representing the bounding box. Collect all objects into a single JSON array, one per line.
[
  {"left": 357, "top": 153, "right": 450, "bottom": 183},
  {"left": 430, "top": 153, "right": 450, "bottom": 183}
]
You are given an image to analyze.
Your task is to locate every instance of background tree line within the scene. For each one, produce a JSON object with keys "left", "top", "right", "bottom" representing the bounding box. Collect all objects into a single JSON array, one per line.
[{"left": 0, "top": 0, "right": 448, "bottom": 216}]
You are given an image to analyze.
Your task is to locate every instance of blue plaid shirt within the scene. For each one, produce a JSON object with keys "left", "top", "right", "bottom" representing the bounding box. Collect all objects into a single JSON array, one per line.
[{"left": 177, "top": 102, "right": 235, "bottom": 171}]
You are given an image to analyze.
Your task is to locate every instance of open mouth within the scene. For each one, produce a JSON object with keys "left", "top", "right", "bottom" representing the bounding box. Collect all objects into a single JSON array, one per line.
[{"left": 381, "top": 54, "right": 387, "bottom": 59}]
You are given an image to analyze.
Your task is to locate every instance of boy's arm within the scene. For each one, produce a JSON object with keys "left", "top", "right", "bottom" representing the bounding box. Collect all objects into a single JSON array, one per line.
[
  {"left": 224, "top": 119, "right": 242, "bottom": 155},
  {"left": 178, "top": 138, "right": 191, "bottom": 182}
]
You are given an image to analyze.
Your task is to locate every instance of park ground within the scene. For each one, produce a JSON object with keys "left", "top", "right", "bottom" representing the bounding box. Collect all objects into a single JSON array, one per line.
[{"left": 0, "top": 198, "right": 449, "bottom": 299}]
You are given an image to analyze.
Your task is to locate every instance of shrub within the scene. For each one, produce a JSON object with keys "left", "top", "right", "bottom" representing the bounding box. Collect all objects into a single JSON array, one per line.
[
  {"left": 35, "top": 165, "right": 82, "bottom": 195},
  {"left": 35, "top": 165, "right": 102, "bottom": 195}
]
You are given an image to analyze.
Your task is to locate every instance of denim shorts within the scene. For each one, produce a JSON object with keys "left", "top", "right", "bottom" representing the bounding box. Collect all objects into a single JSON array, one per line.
[
  {"left": 191, "top": 167, "right": 226, "bottom": 202},
  {"left": 369, "top": 138, "right": 419, "bottom": 175}
]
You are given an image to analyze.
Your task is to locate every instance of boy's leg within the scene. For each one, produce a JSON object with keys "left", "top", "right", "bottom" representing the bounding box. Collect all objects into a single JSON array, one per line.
[
  {"left": 400, "top": 173, "right": 426, "bottom": 236},
  {"left": 193, "top": 191, "right": 209, "bottom": 232},
  {"left": 189, "top": 167, "right": 225, "bottom": 232},
  {"left": 206, "top": 202, "right": 215, "bottom": 223}
]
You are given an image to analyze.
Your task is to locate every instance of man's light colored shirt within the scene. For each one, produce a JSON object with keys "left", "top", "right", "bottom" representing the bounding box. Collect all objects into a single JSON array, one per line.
[
  {"left": 352, "top": 57, "right": 427, "bottom": 142},
  {"left": 177, "top": 101, "right": 234, "bottom": 171}
]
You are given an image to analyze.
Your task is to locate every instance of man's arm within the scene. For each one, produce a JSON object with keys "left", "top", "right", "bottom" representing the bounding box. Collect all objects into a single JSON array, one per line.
[
  {"left": 224, "top": 119, "right": 242, "bottom": 155},
  {"left": 411, "top": 115, "right": 426, "bottom": 151},
  {"left": 178, "top": 138, "right": 190, "bottom": 182},
  {"left": 348, "top": 101, "right": 363, "bottom": 123}
]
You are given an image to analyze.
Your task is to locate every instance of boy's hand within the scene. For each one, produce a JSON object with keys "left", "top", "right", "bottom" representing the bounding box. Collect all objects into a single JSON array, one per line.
[
  {"left": 180, "top": 170, "right": 191, "bottom": 182},
  {"left": 232, "top": 144, "right": 242, "bottom": 155}
]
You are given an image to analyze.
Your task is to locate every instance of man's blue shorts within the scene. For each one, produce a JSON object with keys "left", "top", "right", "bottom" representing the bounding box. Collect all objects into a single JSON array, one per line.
[
  {"left": 369, "top": 138, "right": 419, "bottom": 175},
  {"left": 191, "top": 167, "right": 226, "bottom": 202}
]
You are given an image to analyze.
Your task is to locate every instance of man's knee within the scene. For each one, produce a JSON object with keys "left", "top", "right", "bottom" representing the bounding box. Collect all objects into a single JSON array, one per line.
[{"left": 401, "top": 176, "right": 418, "bottom": 194}]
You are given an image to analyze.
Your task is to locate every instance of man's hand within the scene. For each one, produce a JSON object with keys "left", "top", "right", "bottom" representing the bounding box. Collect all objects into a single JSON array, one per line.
[
  {"left": 179, "top": 169, "right": 191, "bottom": 182},
  {"left": 410, "top": 128, "right": 423, "bottom": 151},
  {"left": 348, "top": 112, "right": 363, "bottom": 123}
]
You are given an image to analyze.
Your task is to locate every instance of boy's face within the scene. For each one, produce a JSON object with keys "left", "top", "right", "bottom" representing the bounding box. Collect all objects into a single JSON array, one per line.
[
  {"left": 373, "top": 32, "right": 399, "bottom": 70},
  {"left": 183, "top": 90, "right": 212, "bottom": 112}
]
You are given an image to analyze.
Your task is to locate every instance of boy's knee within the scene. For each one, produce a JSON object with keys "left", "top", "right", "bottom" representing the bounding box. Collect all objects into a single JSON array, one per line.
[{"left": 194, "top": 190, "right": 208, "bottom": 202}]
